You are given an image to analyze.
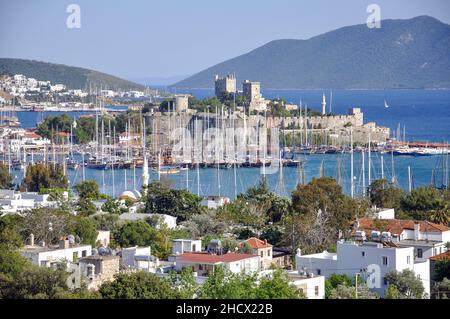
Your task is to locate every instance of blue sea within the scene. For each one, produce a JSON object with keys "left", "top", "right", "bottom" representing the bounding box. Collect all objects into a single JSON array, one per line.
[{"left": 12, "top": 89, "right": 450, "bottom": 198}]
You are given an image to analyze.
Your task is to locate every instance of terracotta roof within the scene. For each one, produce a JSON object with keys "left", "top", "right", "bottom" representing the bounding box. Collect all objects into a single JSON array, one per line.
[
  {"left": 241, "top": 237, "right": 273, "bottom": 249},
  {"left": 430, "top": 251, "right": 450, "bottom": 261},
  {"left": 356, "top": 218, "right": 450, "bottom": 235},
  {"left": 176, "top": 252, "right": 257, "bottom": 264},
  {"left": 24, "top": 132, "right": 41, "bottom": 139}
]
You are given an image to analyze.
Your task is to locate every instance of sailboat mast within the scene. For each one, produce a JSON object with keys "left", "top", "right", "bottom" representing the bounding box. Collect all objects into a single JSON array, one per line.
[
  {"left": 408, "top": 165, "right": 412, "bottom": 193},
  {"left": 368, "top": 132, "right": 371, "bottom": 186},
  {"left": 362, "top": 150, "right": 366, "bottom": 195},
  {"left": 350, "top": 127, "right": 354, "bottom": 198}
]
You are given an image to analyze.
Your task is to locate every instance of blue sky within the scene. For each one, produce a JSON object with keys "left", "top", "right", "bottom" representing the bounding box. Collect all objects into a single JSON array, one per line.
[{"left": 1, "top": 0, "right": 449, "bottom": 81}]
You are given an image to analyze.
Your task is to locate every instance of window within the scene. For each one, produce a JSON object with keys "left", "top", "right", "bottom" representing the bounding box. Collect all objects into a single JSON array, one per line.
[
  {"left": 192, "top": 244, "right": 197, "bottom": 251},
  {"left": 268, "top": 250, "right": 271, "bottom": 257},
  {"left": 407, "top": 255, "right": 411, "bottom": 264},
  {"left": 315, "top": 286, "right": 319, "bottom": 296},
  {"left": 199, "top": 264, "right": 203, "bottom": 270},
  {"left": 72, "top": 251, "right": 78, "bottom": 262},
  {"left": 82, "top": 250, "right": 87, "bottom": 257},
  {"left": 40, "top": 260, "right": 48, "bottom": 267},
  {"left": 260, "top": 251, "right": 264, "bottom": 258},
  {"left": 382, "top": 256, "right": 388, "bottom": 266},
  {"left": 361, "top": 251, "right": 366, "bottom": 257},
  {"left": 317, "top": 269, "right": 321, "bottom": 275},
  {"left": 417, "top": 248, "right": 423, "bottom": 258},
  {"left": 383, "top": 277, "right": 388, "bottom": 286}
]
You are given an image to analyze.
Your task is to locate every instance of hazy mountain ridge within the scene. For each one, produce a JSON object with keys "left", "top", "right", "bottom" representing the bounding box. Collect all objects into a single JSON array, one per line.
[
  {"left": 0, "top": 58, "right": 145, "bottom": 91},
  {"left": 173, "top": 16, "right": 450, "bottom": 89}
]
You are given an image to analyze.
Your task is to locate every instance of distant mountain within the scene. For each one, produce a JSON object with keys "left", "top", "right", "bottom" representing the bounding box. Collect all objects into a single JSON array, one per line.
[
  {"left": 0, "top": 58, "right": 145, "bottom": 91},
  {"left": 173, "top": 16, "right": 450, "bottom": 89}
]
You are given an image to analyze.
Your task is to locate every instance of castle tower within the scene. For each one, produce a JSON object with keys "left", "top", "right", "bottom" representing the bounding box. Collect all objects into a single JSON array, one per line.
[{"left": 321, "top": 93, "right": 326, "bottom": 115}]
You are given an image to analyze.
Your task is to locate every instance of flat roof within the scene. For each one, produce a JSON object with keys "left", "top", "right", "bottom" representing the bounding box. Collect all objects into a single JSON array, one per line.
[
  {"left": 176, "top": 252, "right": 257, "bottom": 264},
  {"left": 21, "top": 244, "right": 91, "bottom": 254}
]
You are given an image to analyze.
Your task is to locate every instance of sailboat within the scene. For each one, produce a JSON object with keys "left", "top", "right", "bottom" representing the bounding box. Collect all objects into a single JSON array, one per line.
[{"left": 384, "top": 99, "right": 389, "bottom": 109}]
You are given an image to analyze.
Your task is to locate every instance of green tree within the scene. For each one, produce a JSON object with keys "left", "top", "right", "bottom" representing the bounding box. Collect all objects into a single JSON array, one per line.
[
  {"left": 101, "top": 198, "right": 121, "bottom": 214},
  {"left": 36, "top": 114, "right": 72, "bottom": 139},
  {"left": 99, "top": 272, "right": 181, "bottom": 299},
  {"left": 0, "top": 162, "right": 13, "bottom": 189},
  {"left": 199, "top": 266, "right": 257, "bottom": 299},
  {"left": 385, "top": 269, "right": 425, "bottom": 299},
  {"left": 431, "top": 277, "right": 450, "bottom": 299},
  {"left": 255, "top": 269, "right": 304, "bottom": 299},
  {"left": 0, "top": 246, "right": 29, "bottom": 277},
  {"left": 384, "top": 284, "right": 401, "bottom": 299},
  {"left": 181, "top": 211, "right": 227, "bottom": 239},
  {"left": 368, "top": 179, "right": 404, "bottom": 211},
  {"left": 429, "top": 203, "right": 450, "bottom": 226},
  {"left": 92, "top": 213, "right": 119, "bottom": 231},
  {"left": 74, "top": 180, "right": 101, "bottom": 201},
  {"left": 113, "top": 220, "right": 157, "bottom": 247},
  {"left": 77, "top": 197, "right": 97, "bottom": 217},
  {"left": 144, "top": 182, "right": 204, "bottom": 221},
  {"left": 260, "top": 227, "right": 283, "bottom": 246},
  {"left": 68, "top": 217, "right": 98, "bottom": 247},
  {"left": 21, "top": 208, "right": 72, "bottom": 245},
  {"left": 0, "top": 215, "right": 24, "bottom": 248},
  {"left": 434, "top": 259, "right": 450, "bottom": 282},
  {"left": 401, "top": 186, "right": 443, "bottom": 220},
  {"left": 20, "top": 163, "right": 68, "bottom": 192},
  {"left": 324, "top": 274, "right": 353, "bottom": 298}
]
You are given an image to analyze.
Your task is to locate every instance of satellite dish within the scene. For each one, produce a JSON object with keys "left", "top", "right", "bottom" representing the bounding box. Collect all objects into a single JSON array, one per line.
[{"left": 98, "top": 247, "right": 107, "bottom": 256}]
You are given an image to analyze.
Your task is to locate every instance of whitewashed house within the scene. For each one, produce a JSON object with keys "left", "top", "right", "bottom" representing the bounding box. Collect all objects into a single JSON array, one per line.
[
  {"left": 21, "top": 238, "right": 92, "bottom": 268},
  {"left": 354, "top": 218, "right": 450, "bottom": 262},
  {"left": 296, "top": 240, "right": 431, "bottom": 298},
  {"left": 239, "top": 237, "right": 273, "bottom": 270},
  {"left": 172, "top": 239, "right": 202, "bottom": 255},
  {"left": 174, "top": 252, "right": 260, "bottom": 276}
]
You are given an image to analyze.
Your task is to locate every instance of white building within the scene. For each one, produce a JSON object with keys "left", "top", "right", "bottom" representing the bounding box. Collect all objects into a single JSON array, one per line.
[
  {"left": 240, "top": 237, "right": 273, "bottom": 270},
  {"left": 121, "top": 246, "right": 162, "bottom": 272},
  {"left": 172, "top": 239, "right": 202, "bottom": 255},
  {"left": 201, "top": 196, "right": 230, "bottom": 209},
  {"left": 355, "top": 218, "right": 450, "bottom": 262},
  {"left": 296, "top": 240, "right": 431, "bottom": 298},
  {"left": 0, "top": 189, "right": 53, "bottom": 214},
  {"left": 20, "top": 239, "right": 92, "bottom": 268},
  {"left": 96, "top": 230, "right": 110, "bottom": 247},
  {"left": 286, "top": 270, "right": 325, "bottom": 299},
  {"left": 368, "top": 207, "right": 396, "bottom": 219},
  {"left": 174, "top": 252, "right": 260, "bottom": 276}
]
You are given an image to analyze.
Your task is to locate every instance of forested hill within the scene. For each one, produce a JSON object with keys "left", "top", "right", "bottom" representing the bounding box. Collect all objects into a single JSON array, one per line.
[
  {"left": 173, "top": 16, "right": 450, "bottom": 89},
  {"left": 0, "top": 58, "right": 144, "bottom": 91}
]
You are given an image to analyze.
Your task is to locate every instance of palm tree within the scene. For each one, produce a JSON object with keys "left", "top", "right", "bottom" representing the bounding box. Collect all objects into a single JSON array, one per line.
[{"left": 428, "top": 203, "right": 450, "bottom": 226}]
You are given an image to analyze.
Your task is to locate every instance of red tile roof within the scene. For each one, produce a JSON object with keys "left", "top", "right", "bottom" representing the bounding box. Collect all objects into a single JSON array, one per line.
[
  {"left": 176, "top": 252, "right": 257, "bottom": 264},
  {"left": 430, "top": 251, "right": 450, "bottom": 261},
  {"left": 242, "top": 237, "right": 273, "bottom": 249},
  {"left": 24, "top": 132, "right": 42, "bottom": 139},
  {"left": 356, "top": 218, "right": 450, "bottom": 235}
]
